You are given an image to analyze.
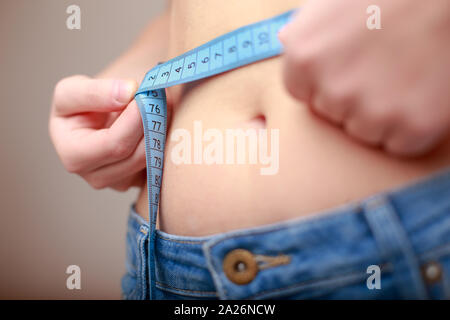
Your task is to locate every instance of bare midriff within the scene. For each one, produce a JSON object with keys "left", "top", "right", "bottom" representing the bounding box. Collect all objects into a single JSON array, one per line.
[{"left": 135, "top": 0, "right": 450, "bottom": 236}]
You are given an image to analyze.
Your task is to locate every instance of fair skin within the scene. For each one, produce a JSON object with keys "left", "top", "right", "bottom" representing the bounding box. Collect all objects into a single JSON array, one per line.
[
  {"left": 50, "top": 1, "right": 450, "bottom": 236},
  {"left": 279, "top": 0, "right": 450, "bottom": 156},
  {"left": 49, "top": 12, "right": 169, "bottom": 191}
]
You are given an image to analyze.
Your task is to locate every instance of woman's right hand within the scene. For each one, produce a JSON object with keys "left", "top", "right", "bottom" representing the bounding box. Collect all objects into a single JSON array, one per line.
[{"left": 49, "top": 75, "right": 147, "bottom": 191}]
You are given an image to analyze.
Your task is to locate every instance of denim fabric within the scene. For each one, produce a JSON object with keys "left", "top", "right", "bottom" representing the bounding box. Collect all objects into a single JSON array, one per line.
[{"left": 122, "top": 169, "right": 450, "bottom": 299}]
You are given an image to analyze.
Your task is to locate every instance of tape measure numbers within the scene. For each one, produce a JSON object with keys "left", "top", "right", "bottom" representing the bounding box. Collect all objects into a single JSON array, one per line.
[{"left": 134, "top": 9, "right": 296, "bottom": 299}]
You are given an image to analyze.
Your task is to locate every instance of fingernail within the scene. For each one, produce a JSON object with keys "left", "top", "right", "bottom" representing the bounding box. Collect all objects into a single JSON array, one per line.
[{"left": 116, "top": 80, "right": 137, "bottom": 104}]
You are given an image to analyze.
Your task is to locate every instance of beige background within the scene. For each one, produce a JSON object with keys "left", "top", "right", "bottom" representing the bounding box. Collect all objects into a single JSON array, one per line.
[{"left": 0, "top": 0, "right": 165, "bottom": 299}]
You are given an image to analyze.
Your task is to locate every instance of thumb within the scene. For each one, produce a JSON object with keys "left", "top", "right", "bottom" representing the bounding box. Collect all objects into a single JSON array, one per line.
[{"left": 53, "top": 76, "right": 138, "bottom": 116}]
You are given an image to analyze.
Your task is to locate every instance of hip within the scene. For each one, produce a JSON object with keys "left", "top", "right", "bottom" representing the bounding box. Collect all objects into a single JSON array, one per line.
[{"left": 125, "top": 168, "right": 450, "bottom": 299}]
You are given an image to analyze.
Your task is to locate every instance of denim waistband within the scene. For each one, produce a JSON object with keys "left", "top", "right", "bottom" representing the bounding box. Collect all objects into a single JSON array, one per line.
[{"left": 126, "top": 168, "right": 450, "bottom": 299}]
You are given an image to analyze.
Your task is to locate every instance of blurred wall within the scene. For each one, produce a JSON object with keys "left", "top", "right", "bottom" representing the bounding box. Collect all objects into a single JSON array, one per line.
[{"left": 0, "top": 0, "right": 165, "bottom": 299}]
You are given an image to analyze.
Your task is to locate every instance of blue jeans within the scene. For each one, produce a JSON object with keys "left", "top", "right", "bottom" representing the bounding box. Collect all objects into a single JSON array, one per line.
[{"left": 122, "top": 169, "right": 450, "bottom": 299}]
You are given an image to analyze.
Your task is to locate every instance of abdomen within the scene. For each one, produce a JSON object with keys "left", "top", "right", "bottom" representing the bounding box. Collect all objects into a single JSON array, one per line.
[{"left": 136, "top": 58, "right": 450, "bottom": 236}]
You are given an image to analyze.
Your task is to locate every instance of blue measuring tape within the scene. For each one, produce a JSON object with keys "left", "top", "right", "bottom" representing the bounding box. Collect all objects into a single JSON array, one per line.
[{"left": 134, "top": 9, "right": 296, "bottom": 299}]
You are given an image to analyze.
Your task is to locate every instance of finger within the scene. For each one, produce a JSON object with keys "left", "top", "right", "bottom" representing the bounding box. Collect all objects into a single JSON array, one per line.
[
  {"left": 384, "top": 117, "right": 446, "bottom": 157},
  {"left": 312, "top": 91, "right": 352, "bottom": 126},
  {"left": 279, "top": 10, "right": 320, "bottom": 104},
  {"left": 343, "top": 105, "right": 391, "bottom": 146},
  {"left": 281, "top": 47, "right": 314, "bottom": 104},
  {"left": 61, "top": 100, "right": 144, "bottom": 173},
  {"left": 109, "top": 171, "right": 146, "bottom": 192},
  {"left": 82, "top": 138, "right": 147, "bottom": 190},
  {"left": 53, "top": 75, "right": 138, "bottom": 116}
]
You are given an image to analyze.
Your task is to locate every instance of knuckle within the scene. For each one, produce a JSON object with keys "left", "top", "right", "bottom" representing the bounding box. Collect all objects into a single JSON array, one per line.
[
  {"left": 289, "top": 46, "right": 314, "bottom": 71},
  {"left": 109, "top": 138, "right": 135, "bottom": 160},
  {"left": 87, "top": 175, "right": 108, "bottom": 190},
  {"left": 62, "top": 159, "right": 83, "bottom": 174},
  {"left": 406, "top": 117, "right": 436, "bottom": 139},
  {"left": 344, "top": 118, "right": 364, "bottom": 141},
  {"left": 385, "top": 117, "right": 438, "bottom": 157},
  {"left": 324, "top": 86, "right": 351, "bottom": 107},
  {"left": 53, "top": 78, "right": 69, "bottom": 104},
  {"left": 366, "top": 106, "right": 395, "bottom": 127},
  {"left": 283, "top": 74, "right": 300, "bottom": 100},
  {"left": 385, "top": 139, "right": 418, "bottom": 157},
  {"left": 284, "top": 75, "right": 305, "bottom": 101},
  {"left": 138, "top": 148, "right": 147, "bottom": 163},
  {"left": 283, "top": 49, "right": 315, "bottom": 100},
  {"left": 313, "top": 87, "right": 353, "bottom": 124}
]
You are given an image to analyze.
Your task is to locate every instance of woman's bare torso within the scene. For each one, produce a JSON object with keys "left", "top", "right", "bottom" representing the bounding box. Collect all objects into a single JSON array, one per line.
[{"left": 135, "top": 0, "right": 450, "bottom": 236}]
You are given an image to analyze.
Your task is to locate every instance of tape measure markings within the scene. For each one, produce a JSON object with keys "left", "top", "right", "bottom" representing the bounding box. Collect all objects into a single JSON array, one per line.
[
  {"left": 134, "top": 9, "right": 296, "bottom": 300},
  {"left": 136, "top": 10, "right": 294, "bottom": 94}
]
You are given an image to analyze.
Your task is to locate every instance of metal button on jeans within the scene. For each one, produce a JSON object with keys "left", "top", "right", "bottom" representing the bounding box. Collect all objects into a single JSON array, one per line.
[
  {"left": 421, "top": 261, "right": 443, "bottom": 285},
  {"left": 223, "top": 249, "right": 258, "bottom": 285}
]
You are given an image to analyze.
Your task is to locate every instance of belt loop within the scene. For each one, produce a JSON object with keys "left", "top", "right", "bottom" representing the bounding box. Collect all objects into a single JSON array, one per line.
[{"left": 362, "top": 194, "right": 428, "bottom": 299}]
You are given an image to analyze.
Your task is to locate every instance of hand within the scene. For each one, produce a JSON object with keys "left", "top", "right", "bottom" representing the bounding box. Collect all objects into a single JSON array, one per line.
[
  {"left": 49, "top": 75, "right": 146, "bottom": 191},
  {"left": 279, "top": 0, "right": 450, "bottom": 156}
]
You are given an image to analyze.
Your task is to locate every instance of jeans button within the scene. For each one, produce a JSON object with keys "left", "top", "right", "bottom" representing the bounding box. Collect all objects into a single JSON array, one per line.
[
  {"left": 421, "top": 261, "right": 443, "bottom": 285},
  {"left": 223, "top": 249, "right": 258, "bottom": 285}
]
